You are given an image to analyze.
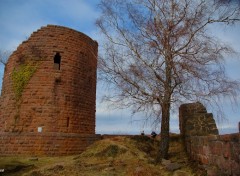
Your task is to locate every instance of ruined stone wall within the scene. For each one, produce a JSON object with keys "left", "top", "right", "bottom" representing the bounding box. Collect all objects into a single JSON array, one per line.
[
  {"left": 179, "top": 102, "right": 240, "bottom": 175},
  {"left": 0, "top": 25, "right": 98, "bottom": 134},
  {"left": 186, "top": 133, "right": 240, "bottom": 175},
  {"left": 179, "top": 102, "right": 218, "bottom": 137},
  {"left": 0, "top": 132, "right": 101, "bottom": 156}
]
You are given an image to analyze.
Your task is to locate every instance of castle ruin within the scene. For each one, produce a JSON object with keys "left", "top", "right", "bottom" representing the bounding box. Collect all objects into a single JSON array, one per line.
[{"left": 0, "top": 25, "right": 101, "bottom": 155}]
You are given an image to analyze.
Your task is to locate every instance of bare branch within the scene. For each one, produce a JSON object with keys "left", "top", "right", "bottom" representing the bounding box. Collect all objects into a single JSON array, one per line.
[
  {"left": 97, "top": 0, "right": 240, "bottom": 160},
  {"left": 0, "top": 50, "right": 12, "bottom": 65}
]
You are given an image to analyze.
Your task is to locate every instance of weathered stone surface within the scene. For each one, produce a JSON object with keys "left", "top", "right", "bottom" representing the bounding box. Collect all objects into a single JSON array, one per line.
[
  {"left": 1, "top": 25, "right": 98, "bottom": 134},
  {"left": 0, "top": 25, "right": 99, "bottom": 156},
  {"left": 0, "top": 132, "right": 101, "bottom": 156},
  {"left": 179, "top": 102, "right": 218, "bottom": 137},
  {"left": 179, "top": 102, "right": 240, "bottom": 176}
]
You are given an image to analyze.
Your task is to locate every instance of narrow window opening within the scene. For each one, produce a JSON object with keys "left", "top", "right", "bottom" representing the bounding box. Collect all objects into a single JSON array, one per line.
[
  {"left": 54, "top": 52, "right": 61, "bottom": 70},
  {"left": 67, "top": 117, "right": 70, "bottom": 127}
]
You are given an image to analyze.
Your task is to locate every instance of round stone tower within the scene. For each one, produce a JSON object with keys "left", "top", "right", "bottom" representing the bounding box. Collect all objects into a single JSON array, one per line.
[{"left": 0, "top": 25, "right": 100, "bottom": 155}]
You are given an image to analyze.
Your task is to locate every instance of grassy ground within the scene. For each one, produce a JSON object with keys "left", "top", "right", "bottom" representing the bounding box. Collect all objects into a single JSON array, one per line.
[{"left": 0, "top": 135, "right": 206, "bottom": 176}]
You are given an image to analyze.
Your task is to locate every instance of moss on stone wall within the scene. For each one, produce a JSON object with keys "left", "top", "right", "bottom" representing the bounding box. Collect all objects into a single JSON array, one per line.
[{"left": 11, "top": 62, "right": 38, "bottom": 101}]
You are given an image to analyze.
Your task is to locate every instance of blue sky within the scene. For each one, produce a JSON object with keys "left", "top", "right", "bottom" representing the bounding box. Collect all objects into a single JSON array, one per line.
[{"left": 0, "top": 0, "right": 239, "bottom": 135}]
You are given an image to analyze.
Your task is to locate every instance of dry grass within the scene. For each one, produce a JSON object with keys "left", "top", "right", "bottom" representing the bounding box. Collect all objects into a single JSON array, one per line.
[{"left": 0, "top": 135, "right": 206, "bottom": 176}]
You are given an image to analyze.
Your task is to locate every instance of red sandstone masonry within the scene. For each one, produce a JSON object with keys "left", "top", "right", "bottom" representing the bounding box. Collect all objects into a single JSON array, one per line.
[
  {"left": 0, "top": 25, "right": 98, "bottom": 156},
  {"left": 179, "top": 103, "right": 240, "bottom": 175},
  {"left": 186, "top": 134, "right": 240, "bottom": 176},
  {"left": 179, "top": 102, "right": 218, "bottom": 137},
  {"left": 0, "top": 25, "right": 98, "bottom": 134},
  {"left": 0, "top": 132, "right": 101, "bottom": 156}
]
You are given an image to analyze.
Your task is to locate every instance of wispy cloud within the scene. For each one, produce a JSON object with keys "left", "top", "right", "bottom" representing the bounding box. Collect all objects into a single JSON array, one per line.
[
  {"left": 0, "top": 0, "right": 239, "bottom": 135},
  {"left": 0, "top": 0, "right": 100, "bottom": 50},
  {"left": 0, "top": 0, "right": 101, "bottom": 92}
]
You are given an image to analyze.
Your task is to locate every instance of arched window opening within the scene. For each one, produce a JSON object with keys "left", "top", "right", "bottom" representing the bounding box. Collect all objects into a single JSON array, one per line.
[{"left": 54, "top": 52, "right": 61, "bottom": 70}]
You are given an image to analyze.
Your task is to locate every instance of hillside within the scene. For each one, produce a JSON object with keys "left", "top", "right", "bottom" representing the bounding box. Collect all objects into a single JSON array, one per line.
[{"left": 0, "top": 135, "right": 206, "bottom": 176}]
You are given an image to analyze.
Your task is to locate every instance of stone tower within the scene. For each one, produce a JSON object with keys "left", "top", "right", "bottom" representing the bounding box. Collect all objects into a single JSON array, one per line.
[{"left": 0, "top": 25, "right": 100, "bottom": 155}]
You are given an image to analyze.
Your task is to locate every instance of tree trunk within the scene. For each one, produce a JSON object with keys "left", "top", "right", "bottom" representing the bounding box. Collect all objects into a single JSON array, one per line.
[
  {"left": 156, "top": 102, "right": 170, "bottom": 163},
  {"left": 156, "top": 53, "right": 172, "bottom": 163}
]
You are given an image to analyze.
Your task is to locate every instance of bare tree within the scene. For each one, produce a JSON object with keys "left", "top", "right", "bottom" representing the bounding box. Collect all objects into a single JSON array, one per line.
[
  {"left": 0, "top": 50, "right": 12, "bottom": 66},
  {"left": 96, "top": 0, "right": 240, "bottom": 161}
]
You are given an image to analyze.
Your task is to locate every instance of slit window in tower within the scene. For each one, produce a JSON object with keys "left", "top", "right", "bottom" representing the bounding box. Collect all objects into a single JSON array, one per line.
[
  {"left": 54, "top": 52, "right": 61, "bottom": 70},
  {"left": 67, "top": 117, "right": 70, "bottom": 127}
]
